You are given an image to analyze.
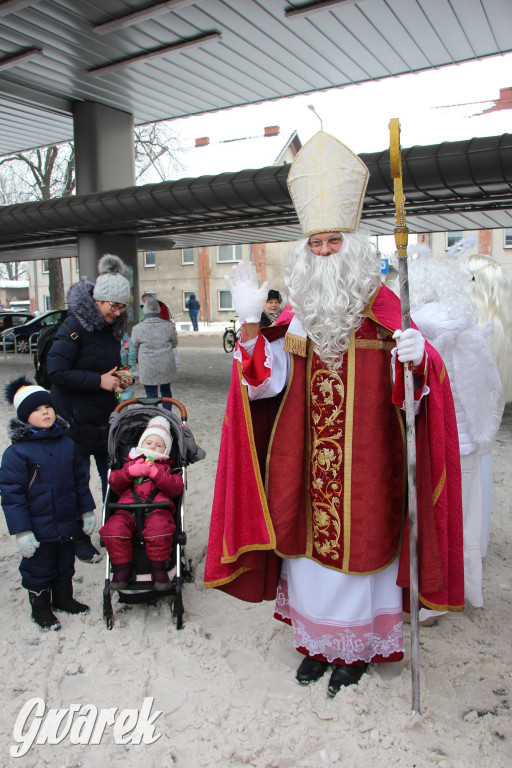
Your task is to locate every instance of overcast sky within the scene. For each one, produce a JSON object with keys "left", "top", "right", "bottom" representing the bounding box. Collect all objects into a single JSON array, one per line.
[{"left": 165, "top": 51, "right": 512, "bottom": 159}]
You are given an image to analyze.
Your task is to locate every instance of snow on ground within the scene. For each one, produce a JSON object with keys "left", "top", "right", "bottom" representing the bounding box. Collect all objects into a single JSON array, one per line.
[{"left": 0, "top": 340, "right": 510, "bottom": 768}]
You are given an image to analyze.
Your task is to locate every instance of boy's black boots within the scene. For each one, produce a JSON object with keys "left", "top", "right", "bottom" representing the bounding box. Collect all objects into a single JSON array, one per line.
[
  {"left": 52, "top": 584, "right": 89, "bottom": 615},
  {"left": 29, "top": 589, "right": 61, "bottom": 631}
]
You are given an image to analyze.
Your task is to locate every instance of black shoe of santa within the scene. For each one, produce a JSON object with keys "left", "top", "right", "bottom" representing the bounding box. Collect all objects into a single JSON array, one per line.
[
  {"left": 327, "top": 663, "right": 368, "bottom": 697},
  {"left": 295, "top": 656, "right": 329, "bottom": 685}
]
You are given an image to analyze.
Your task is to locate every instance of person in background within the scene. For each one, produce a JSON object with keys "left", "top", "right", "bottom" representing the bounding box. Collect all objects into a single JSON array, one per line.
[
  {"left": 47, "top": 254, "right": 133, "bottom": 563},
  {"left": 119, "top": 321, "right": 137, "bottom": 402},
  {"left": 404, "top": 251, "right": 501, "bottom": 614},
  {"left": 0, "top": 377, "right": 96, "bottom": 631},
  {"left": 131, "top": 297, "right": 179, "bottom": 411},
  {"left": 185, "top": 293, "right": 200, "bottom": 331},
  {"left": 463, "top": 253, "right": 512, "bottom": 558},
  {"left": 141, "top": 291, "right": 172, "bottom": 322},
  {"left": 260, "top": 289, "right": 282, "bottom": 328}
]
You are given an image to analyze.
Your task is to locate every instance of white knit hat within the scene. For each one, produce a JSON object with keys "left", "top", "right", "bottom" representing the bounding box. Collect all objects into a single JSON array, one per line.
[
  {"left": 93, "top": 254, "right": 131, "bottom": 305},
  {"left": 287, "top": 131, "right": 369, "bottom": 236},
  {"left": 135, "top": 416, "right": 173, "bottom": 459}
]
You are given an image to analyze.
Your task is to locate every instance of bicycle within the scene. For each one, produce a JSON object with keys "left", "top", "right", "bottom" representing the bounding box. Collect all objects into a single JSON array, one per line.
[{"left": 222, "top": 318, "right": 238, "bottom": 353}]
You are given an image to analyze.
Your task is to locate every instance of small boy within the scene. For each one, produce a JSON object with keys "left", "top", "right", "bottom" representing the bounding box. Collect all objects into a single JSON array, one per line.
[
  {"left": 99, "top": 416, "right": 184, "bottom": 591},
  {"left": 0, "top": 376, "right": 96, "bottom": 631}
]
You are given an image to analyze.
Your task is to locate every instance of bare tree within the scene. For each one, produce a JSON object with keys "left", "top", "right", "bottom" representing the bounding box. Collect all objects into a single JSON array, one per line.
[
  {"left": 0, "top": 261, "right": 28, "bottom": 281},
  {"left": 0, "top": 143, "right": 75, "bottom": 308},
  {"left": 135, "top": 122, "right": 184, "bottom": 182},
  {"left": 0, "top": 173, "right": 29, "bottom": 286},
  {"left": 0, "top": 123, "right": 182, "bottom": 306}
]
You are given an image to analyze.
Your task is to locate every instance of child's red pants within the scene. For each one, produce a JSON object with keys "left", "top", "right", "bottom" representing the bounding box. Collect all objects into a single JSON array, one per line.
[{"left": 99, "top": 509, "right": 175, "bottom": 563}]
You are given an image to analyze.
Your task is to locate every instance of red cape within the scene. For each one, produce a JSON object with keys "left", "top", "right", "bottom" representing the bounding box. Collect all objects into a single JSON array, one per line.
[{"left": 204, "top": 285, "right": 464, "bottom": 612}]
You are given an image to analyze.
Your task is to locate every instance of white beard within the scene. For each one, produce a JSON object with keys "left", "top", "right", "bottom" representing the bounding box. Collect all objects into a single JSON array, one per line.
[{"left": 285, "top": 233, "right": 381, "bottom": 367}]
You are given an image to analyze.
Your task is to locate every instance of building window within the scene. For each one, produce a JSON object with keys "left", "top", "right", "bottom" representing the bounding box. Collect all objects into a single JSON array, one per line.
[
  {"left": 504, "top": 228, "right": 512, "bottom": 248},
  {"left": 218, "top": 289, "right": 234, "bottom": 311},
  {"left": 44, "top": 296, "right": 51, "bottom": 311},
  {"left": 75, "top": 258, "right": 79, "bottom": 271},
  {"left": 446, "top": 231, "right": 463, "bottom": 248},
  {"left": 144, "top": 251, "right": 156, "bottom": 267},
  {"left": 183, "top": 291, "right": 194, "bottom": 310},
  {"left": 42, "top": 260, "right": 49, "bottom": 274},
  {"left": 182, "top": 248, "right": 194, "bottom": 265},
  {"left": 217, "top": 245, "right": 242, "bottom": 263}
]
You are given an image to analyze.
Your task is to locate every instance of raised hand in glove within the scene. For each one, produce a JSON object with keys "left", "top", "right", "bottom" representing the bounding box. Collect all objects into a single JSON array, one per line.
[
  {"left": 224, "top": 261, "right": 269, "bottom": 324},
  {"left": 81, "top": 511, "right": 96, "bottom": 536},
  {"left": 392, "top": 328, "right": 425, "bottom": 367},
  {"left": 16, "top": 531, "right": 40, "bottom": 558}
]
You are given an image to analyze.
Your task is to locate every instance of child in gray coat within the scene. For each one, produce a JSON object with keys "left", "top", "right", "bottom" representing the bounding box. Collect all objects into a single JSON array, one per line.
[{"left": 131, "top": 297, "right": 178, "bottom": 410}]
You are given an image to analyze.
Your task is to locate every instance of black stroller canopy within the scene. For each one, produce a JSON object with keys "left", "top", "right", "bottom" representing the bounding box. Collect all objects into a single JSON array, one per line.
[{"left": 108, "top": 406, "right": 186, "bottom": 467}]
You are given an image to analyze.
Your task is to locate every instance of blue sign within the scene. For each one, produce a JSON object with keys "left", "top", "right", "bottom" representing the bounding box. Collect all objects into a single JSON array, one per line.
[{"left": 380, "top": 258, "right": 389, "bottom": 275}]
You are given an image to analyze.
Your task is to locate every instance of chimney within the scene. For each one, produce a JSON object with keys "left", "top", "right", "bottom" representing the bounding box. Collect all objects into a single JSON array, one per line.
[
  {"left": 195, "top": 137, "right": 210, "bottom": 147},
  {"left": 264, "top": 125, "right": 279, "bottom": 137}
]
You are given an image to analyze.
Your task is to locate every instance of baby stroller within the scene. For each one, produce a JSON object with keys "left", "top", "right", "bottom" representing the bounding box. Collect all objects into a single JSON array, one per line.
[{"left": 102, "top": 396, "right": 205, "bottom": 630}]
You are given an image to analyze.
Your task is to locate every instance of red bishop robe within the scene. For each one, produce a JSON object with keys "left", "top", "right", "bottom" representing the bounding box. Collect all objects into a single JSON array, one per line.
[{"left": 204, "top": 285, "right": 464, "bottom": 613}]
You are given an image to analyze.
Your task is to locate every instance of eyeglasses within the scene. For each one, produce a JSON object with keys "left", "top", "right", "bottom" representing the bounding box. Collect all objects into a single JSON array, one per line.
[
  {"left": 107, "top": 301, "right": 127, "bottom": 313},
  {"left": 308, "top": 235, "right": 343, "bottom": 250}
]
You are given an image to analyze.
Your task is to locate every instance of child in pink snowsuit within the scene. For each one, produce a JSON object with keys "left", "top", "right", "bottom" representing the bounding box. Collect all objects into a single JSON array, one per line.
[{"left": 99, "top": 416, "right": 184, "bottom": 591}]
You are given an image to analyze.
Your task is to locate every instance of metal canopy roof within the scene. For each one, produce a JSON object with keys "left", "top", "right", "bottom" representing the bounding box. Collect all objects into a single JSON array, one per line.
[
  {"left": 1, "top": 0, "right": 512, "bottom": 157},
  {"left": 1, "top": 133, "right": 510, "bottom": 259}
]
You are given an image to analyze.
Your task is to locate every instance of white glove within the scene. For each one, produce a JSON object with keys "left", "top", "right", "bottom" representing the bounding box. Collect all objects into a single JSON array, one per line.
[
  {"left": 16, "top": 531, "right": 40, "bottom": 558},
  {"left": 393, "top": 328, "right": 425, "bottom": 367},
  {"left": 224, "top": 262, "right": 269, "bottom": 324},
  {"left": 82, "top": 511, "right": 96, "bottom": 536}
]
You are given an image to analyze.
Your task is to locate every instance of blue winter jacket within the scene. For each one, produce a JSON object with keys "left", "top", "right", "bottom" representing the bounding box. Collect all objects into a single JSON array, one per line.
[
  {"left": 186, "top": 295, "right": 200, "bottom": 311},
  {"left": 0, "top": 416, "right": 95, "bottom": 541}
]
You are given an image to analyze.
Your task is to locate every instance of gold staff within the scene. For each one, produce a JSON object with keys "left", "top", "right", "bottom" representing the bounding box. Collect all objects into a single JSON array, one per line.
[{"left": 389, "top": 117, "right": 420, "bottom": 714}]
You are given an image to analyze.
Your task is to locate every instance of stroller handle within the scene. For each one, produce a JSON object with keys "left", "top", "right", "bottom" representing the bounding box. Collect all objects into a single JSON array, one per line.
[{"left": 114, "top": 397, "right": 187, "bottom": 421}]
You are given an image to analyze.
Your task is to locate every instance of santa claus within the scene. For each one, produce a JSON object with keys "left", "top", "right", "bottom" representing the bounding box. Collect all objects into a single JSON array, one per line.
[{"left": 204, "top": 132, "right": 464, "bottom": 698}]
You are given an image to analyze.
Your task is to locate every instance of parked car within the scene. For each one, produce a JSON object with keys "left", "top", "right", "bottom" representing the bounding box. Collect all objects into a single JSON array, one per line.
[
  {"left": 0, "top": 311, "right": 35, "bottom": 334},
  {"left": 1, "top": 309, "right": 67, "bottom": 353}
]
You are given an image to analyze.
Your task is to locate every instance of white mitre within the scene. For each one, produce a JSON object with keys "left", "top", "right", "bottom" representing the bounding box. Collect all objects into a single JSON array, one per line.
[{"left": 287, "top": 131, "right": 369, "bottom": 236}]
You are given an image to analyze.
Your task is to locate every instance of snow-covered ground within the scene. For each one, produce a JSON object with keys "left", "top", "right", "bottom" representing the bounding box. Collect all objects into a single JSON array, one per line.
[{"left": 0, "top": 347, "right": 510, "bottom": 768}]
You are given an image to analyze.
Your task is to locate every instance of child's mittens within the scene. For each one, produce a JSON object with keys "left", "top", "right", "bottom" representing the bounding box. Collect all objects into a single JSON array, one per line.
[
  {"left": 128, "top": 460, "right": 150, "bottom": 478},
  {"left": 82, "top": 511, "right": 96, "bottom": 535},
  {"left": 148, "top": 464, "right": 159, "bottom": 480},
  {"left": 16, "top": 531, "right": 40, "bottom": 558}
]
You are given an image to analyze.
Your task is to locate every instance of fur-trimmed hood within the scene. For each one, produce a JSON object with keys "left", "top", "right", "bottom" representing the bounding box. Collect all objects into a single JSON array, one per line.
[
  {"left": 7, "top": 414, "right": 70, "bottom": 443},
  {"left": 66, "top": 280, "right": 125, "bottom": 341}
]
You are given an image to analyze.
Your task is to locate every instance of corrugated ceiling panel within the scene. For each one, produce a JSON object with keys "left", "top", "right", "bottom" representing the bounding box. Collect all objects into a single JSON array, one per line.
[
  {"left": 295, "top": 12, "right": 394, "bottom": 80},
  {"left": 452, "top": 0, "right": 499, "bottom": 56},
  {"left": 385, "top": 0, "right": 452, "bottom": 66},
  {"left": 207, "top": 4, "right": 335, "bottom": 90},
  {"left": 0, "top": 0, "right": 511, "bottom": 156}
]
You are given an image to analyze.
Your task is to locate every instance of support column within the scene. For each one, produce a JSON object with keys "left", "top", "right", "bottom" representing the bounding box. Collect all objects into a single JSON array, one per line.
[
  {"left": 73, "top": 102, "right": 139, "bottom": 322},
  {"left": 74, "top": 102, "right": 135, "bottom": 194}
]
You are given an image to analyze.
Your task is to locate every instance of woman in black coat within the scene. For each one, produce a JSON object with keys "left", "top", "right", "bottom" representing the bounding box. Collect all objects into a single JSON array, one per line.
[{"left": 47, "top": 254, "right": 132, "bottom": 562}]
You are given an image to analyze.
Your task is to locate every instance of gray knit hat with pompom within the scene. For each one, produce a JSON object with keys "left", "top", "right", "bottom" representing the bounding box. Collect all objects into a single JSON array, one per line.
[{"left": 93, "top": 254, "right": 130, "bottom": 305}]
